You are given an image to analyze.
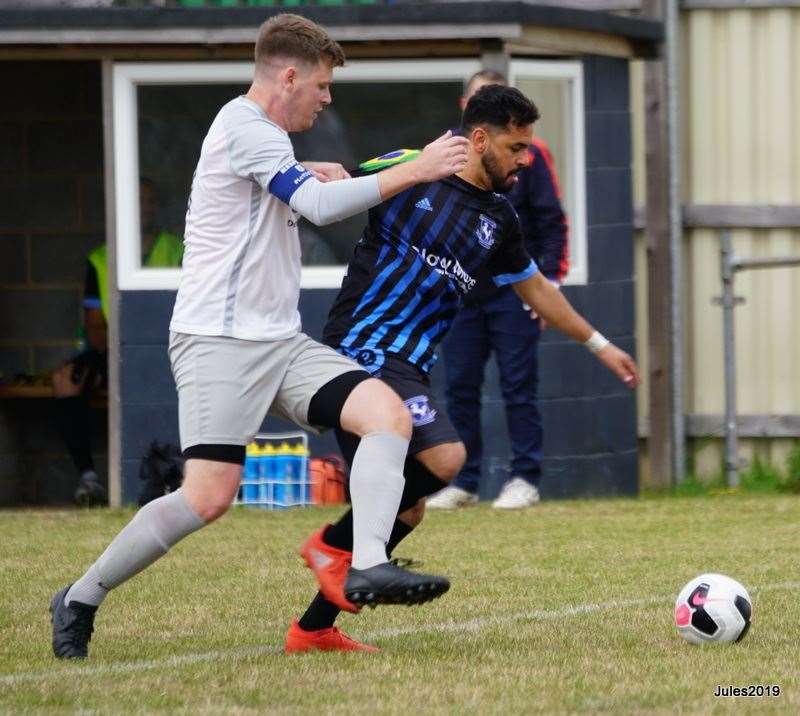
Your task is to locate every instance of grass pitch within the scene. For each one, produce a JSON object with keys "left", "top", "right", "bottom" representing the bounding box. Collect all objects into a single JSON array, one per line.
[{"left": 1, "top": 494, "right": 799, "bottom": 714}]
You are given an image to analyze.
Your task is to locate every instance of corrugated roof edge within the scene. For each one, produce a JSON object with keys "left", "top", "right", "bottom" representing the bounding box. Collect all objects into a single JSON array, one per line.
[{"left": 0, "top": 2, "right": 663, "bottom": 44}]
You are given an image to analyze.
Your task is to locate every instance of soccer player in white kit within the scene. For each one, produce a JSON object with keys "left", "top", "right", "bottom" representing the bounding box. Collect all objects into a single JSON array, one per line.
[{"left": 50, "top": 13, "right": 469, "bottom": 659}]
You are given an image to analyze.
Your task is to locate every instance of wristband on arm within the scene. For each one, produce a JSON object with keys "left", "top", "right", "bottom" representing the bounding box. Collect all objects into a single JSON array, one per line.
[{"left": 584, "top": 331, "right": 610, "bottom": 354}]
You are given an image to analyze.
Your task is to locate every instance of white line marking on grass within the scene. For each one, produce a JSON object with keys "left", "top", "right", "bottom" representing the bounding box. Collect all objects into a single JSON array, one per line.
[
  {"left": 4, "top": 580, "right": 799, "bottom": 688},
  {"left": 367, "top": 596, "right": 666, "bottom": 639},
  {"left": 0, "top": 645, "right": 283, "bottom": 688}
]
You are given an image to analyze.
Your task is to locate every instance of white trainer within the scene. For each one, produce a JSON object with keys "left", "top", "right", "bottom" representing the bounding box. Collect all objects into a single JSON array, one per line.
[
  {"left": 426, "top": 485, "right": 478, "bottom": 510},
  {"left": 491, "top": 477, "right": 540, "bottom": 509}
]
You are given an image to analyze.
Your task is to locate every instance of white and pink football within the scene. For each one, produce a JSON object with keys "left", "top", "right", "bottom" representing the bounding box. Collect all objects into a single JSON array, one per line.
[{"left": 674, "top": 573, "right": 752, "bottom": 644}]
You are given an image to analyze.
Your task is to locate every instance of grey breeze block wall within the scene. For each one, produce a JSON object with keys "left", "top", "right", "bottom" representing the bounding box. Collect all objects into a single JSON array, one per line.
[
  {"left": 0, "top": 61, "right": 108, "bottom": 505},
  {"left": 454, "top": 54, "right": 638, "bottom": 500},
  {"left": 118, "top": 55, "right": 637, "bottom": 504}
]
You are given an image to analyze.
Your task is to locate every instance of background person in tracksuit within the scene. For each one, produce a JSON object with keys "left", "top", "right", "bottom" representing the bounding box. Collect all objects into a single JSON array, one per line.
[{"left": 429, "top": 70, "right": 569, "bottom": 510}]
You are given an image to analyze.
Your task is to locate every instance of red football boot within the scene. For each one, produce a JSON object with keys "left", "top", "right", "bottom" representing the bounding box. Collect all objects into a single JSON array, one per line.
[
  {"left": 284, "top": 620, "right": 379, "bottom": 654},
  {"left": 300, "top": 525, "right": 359, "bottom": 614}
]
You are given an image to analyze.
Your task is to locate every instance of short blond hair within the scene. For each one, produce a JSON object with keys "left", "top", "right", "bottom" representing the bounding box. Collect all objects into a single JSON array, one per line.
[{"left": 255, "top": 14, "right": 345, "bottom": 70}]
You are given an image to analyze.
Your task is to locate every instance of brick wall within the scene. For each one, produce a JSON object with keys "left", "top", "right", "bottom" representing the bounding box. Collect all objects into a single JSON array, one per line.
[
  {"left": 0, "top": 60, "right": 104, "bottom": 378},
  {"left": 432, "top": 55, "right": 638, "bottom": 500},
  {"left": 0, "top": 61, "right": 107, "bottom": 505}
]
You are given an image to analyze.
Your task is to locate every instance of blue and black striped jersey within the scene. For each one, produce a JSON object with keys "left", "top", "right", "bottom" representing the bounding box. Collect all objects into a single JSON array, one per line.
[{"left": 323, "top": 161, "right": 538, "bottom": 375}]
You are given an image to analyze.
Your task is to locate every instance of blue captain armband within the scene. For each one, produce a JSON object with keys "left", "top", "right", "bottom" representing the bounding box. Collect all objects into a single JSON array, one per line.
[
  {"left": 268, "top": 162, "right": 314, "bottom": 204},
  {"left": 493, "top": 260, "right": 539, "bottom": 287}
]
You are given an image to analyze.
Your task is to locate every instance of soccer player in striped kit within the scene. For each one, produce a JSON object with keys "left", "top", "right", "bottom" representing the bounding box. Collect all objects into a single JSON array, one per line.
[
  {"left": 286, "top": 84, "right": 640, "bottom": 653},
  {"left": 431, "top": 69, "right": 570, "bottom": 511}
]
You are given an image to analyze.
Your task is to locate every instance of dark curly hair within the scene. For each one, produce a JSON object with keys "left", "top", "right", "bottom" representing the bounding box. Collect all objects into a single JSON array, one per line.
[{"left": 461, "top": 84, "right": 540, "bottom": 133}]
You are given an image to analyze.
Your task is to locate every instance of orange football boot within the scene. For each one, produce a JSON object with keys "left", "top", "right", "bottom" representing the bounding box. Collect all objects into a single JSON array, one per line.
[
  {"left": 300, "top": 525, "right": 359, "bottom": 613},
  {"left": 284, "top": 620, "right": 379, "bottom": 654}
]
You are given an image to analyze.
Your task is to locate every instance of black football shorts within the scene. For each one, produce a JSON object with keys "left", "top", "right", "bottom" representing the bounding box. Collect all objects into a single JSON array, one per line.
[{"left": 335, "top": 356, "right": 461, "bottom": 464}]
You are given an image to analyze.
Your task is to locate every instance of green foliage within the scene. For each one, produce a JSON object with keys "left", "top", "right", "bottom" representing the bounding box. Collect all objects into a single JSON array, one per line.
[
  {"left": 673, "top": 475, "right": 719, "bottom": 497},
  {"left": 740, "top": 456, "right": 783, "bottom": 493},
  {"left": 781, "top": 442, "right": 800, "bottom": 493},
  {"left": 737, "top": 443, "right": 800, "bottom": 494},
  {"left": 641, "top": 474, "right": 724, "bottom": 499},
  {"left": 645, "top": 441, "right": 800, "bottom": 498}
]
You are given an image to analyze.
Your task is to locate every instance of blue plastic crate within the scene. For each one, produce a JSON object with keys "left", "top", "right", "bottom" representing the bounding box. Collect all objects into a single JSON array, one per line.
[{"left": 237, "top": 431, "right": 310, "bottom": 510}]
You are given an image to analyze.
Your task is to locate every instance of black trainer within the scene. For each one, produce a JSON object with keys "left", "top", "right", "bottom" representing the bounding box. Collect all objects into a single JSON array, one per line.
[
  {"left": 50, "top": 584, "right": 98, "bottom": 659},
  {"left": 344, "top": 562, "right": 450, "bottom": 607}
]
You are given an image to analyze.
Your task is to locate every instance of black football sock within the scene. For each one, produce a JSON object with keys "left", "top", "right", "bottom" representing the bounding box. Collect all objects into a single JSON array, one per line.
[
  {"left": 298, "top": 517, "right": 416, "bottom": 633},
  {"left": 386, "top": 519, "right": 414, "bottom": 557},
  {"left": 399, "top": 458, "right": 449, "bottom": 508},
  {"left": 321, "top": 510, "right": 353, "bottom": 551},
  {"left": 323, "top": 456, "right": 447, "bottom": 553},
  {"left": 297, "top": 591, "right": 342, "bottom": 632},
  {"left": 304, "top": 461, "right": 445, "bottom": 631},
  {"left": 385, "top": 458, "right": 446, "bottom": 558},
  {"left": 323, "top": 505, "right": 424, "bottom": 557}
]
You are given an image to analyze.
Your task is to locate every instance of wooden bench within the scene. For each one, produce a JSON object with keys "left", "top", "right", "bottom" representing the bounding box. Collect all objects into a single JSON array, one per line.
[
  {"left": 0, "top": 384, "right": 108, "bottom": 406},
  {"left": 0, "top": 385, "right": 56, "bottom": 399}
]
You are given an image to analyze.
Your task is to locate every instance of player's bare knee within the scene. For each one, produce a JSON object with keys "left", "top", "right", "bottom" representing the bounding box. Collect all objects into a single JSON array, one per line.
[
  {"left": 431, "top": 443, "right": 467, "bottom": 483},
  {"left": 386, "top": 397, "right": 412, "bottom": 438},
  {"left": 187, "top": 483, "right": 235, "bottom": 523},
  {"left": 182, "top": 459, "right": 240, "bottom": 523},
  {"left": 443, "top": 443, "right": 467, "bottom": 481},
  {"left": 367, "top": 384, "right": 411, "bottom": 438},
  {"left": 194, "top": 495, "right": 232, "bottom": 523},
  {"left": 342, "top": 379, "right": 411, "bottom": 438}
]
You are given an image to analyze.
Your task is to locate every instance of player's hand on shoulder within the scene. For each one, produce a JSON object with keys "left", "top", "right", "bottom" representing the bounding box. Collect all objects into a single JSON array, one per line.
[
  {"left": 416, "top": 130, "right": 470, "bottom": 181},
  {"left": 304, "top": 162, "right": 351, "bottom": 182},
  {"left": 596, "top": 344, "right": 640, "bottom": 389}
]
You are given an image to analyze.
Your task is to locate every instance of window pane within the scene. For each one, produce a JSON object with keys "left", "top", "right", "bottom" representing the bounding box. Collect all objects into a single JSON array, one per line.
[
  {"left": 137, "top": 83, "right": 248, "bottom": 269},
  {"left": 291, "top": 81, "right": 462, "bottom": 265},
  {"left": 515, "top": 77, "right": 573, "bottom": 231},
  {"left": 136, "top": 80, "right": 462, "bottom": 268}
]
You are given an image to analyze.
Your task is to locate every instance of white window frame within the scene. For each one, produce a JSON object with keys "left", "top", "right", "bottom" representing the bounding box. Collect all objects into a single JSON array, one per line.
[
  {"left": 112, "top": 59, "right": 481, "bottom": 291},
  {"left": 509, "top": 59, "right": 587, "bottom": 285}
]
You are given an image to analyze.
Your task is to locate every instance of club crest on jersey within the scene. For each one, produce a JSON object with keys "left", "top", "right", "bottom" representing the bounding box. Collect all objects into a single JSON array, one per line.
[
  {"left": 404, "top": 395, "right": 437, "bottom": 427},
  {"left": 476, "top": 214, "right": 497, "bottom": 249}
]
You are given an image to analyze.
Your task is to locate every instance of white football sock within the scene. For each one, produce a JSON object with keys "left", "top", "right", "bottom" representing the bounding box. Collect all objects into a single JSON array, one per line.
[
  {"left": 65, "top": 488, "right": 205, "bottom": 607},
  {"left": 349, "top": 431, "right": 408, "bottom": 570}
]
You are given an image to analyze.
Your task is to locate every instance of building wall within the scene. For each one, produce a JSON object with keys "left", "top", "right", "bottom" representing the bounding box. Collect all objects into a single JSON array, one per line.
[
  {"left": 0, "top": 61, "right": 107, "bottom": 505},
  {"left": 0, "top": 54, "right": 639, "bottom": 505},
  {"left": 630, "top": 7, "right": 800, "bottom": 482},
  {"left": 117, "top": 54, "right": 639, "bottom": 504},
  {"left": 0, "top": 61, "right": 105, "bottom": 378}
]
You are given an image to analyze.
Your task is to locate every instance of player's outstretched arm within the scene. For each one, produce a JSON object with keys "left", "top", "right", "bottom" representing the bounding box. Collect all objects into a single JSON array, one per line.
[
  {"left": 285, "top": 132, "right": 468, "bottom": 226},
  {"left": 374, "top": 131, "right": 469, "bottom": 200},
  {"left": 512, "top": 273, "right": 640, "bottom": 388}
]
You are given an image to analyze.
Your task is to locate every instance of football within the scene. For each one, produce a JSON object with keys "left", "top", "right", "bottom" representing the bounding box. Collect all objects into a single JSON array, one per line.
[{"left": 674, "top": 573, "right": 752, "bottom": 644}]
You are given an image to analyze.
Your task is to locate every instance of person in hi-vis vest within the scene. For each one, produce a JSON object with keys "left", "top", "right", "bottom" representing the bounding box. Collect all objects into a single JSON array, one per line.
[{"left": 51, "top": 178, "right": 183, "bottom": 505}]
